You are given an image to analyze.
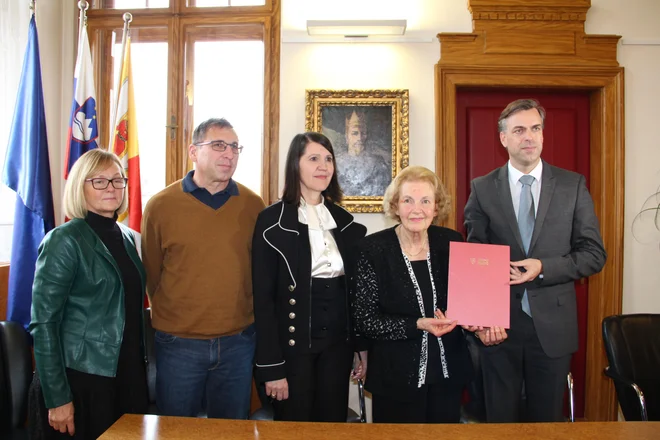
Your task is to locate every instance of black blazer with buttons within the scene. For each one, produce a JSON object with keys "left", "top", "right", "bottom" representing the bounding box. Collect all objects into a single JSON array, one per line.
[{"left": 252, "top": 199, "right": 367, "bottom": 383}]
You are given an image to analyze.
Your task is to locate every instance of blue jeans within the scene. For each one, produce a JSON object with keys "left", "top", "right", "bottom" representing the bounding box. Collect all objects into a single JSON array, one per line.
[{"left": 154, "top": 324, "right": 255, "bottom": 419}]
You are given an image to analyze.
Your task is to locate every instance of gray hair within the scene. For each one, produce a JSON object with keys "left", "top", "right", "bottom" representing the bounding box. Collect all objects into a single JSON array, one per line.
[
  {"left": 382, "top": 166, "right": 451, "bottom": 225},
  {"left": 192, "top": 118, "right": 234, "bottom": 144}
]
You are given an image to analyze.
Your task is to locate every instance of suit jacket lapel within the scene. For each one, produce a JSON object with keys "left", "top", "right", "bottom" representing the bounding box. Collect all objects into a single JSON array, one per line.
[
  {"left": 496, "top": 166, "right": 526, "bottom": 254},
  {"left": 529, "top": 162, "right": 555, "bottom": 255}
]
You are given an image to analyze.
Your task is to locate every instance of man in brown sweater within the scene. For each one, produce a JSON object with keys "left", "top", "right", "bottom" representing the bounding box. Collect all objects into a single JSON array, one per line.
[{"left": 141, "top": 118, "right": 265, "bottom": 419}]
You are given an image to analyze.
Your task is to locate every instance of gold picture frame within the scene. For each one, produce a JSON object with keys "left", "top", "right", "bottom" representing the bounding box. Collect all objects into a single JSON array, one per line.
[{"left": 305, "top": 89, "right": 409, "bottom": 213}]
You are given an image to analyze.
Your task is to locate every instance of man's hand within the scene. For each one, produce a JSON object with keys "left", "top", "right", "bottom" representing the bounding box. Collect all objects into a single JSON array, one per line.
[
  {"left": 462, "top": 325, "right": 484, "bottom": 333},
  {"left": 510, "top": 258, "right": 543, "bottom": 285},
  {"left": 475, "top": 326, "right": 508, "bottom": 346},
  {"left": 48, "top": 402, "right": 75, "bottom": 435}
]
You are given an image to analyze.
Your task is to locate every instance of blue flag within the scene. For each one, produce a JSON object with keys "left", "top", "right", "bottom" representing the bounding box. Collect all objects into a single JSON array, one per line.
[{"left": 2, "top": 15, "right": 55, "bottom": 329}]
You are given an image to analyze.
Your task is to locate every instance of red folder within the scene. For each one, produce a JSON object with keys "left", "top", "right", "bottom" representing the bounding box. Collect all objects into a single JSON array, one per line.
[{"left": 446, "top": 242, "right": 510, "bottom": 329}]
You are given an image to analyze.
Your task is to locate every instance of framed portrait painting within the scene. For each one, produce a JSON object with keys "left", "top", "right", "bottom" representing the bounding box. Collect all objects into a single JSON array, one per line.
[{"left": 305, "top": 89, "right": 409, "bottom": 213}]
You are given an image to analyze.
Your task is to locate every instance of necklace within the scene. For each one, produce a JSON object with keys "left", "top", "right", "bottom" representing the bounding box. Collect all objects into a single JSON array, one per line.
[
  {"left": 396, "top": 225, "right": 428, "bottom": 257},
  {"left": 398, "top": 241, "right": 450, "bottom": 385}
]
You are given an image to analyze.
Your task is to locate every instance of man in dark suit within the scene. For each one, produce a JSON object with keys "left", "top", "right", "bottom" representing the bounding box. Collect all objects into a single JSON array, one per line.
[{"left": 463, "top": 98, "right": 607, "bottom": 422}]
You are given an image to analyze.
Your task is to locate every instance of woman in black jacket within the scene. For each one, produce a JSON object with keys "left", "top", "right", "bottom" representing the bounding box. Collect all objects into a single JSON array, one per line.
[
  {"left": 352, "top": 166, "right": 472, "bottom": 424},
  {"left": 252, "top": 132, "right": 367, "bottom": 422}
]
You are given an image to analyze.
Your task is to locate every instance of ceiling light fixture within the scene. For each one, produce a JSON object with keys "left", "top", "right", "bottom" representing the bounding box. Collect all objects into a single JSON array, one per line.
[{"left": 306, "top": 19, "right": 407, "bottom": 38}]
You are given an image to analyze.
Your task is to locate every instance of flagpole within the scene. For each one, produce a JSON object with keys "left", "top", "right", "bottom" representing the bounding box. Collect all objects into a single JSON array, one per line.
[
  {"left": 29, "top": 0, "right": 35, "bottom": 16},
  {"left": 111, "top": 12, "right": 132, "bottom": 151},
  {"left": 77, "top": 1, "right": 89, "bottom": 48}
]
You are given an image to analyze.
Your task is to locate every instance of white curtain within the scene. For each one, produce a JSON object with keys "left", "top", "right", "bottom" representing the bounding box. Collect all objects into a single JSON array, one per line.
[{"left": 0, "top": 0, "right": 31, "bottom": 262}]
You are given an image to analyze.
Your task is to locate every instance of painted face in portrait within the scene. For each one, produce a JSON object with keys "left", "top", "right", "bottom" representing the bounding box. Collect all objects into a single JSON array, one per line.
[
  {"left": 500, "top": 108, "right": 544, "bottom": 173},
  {"left": 190, "top": 126, "right": 240, "bottom": 185},
  {"left": 299, "top": 141, "right": 335, "bottom": 202},
  {"left": 396, "top": 180, "right": 437, "bottom": 234},
  {"left": 84, "top": 163, "right": 125, "bottom": 218},
  {"left": 345, "top": 110, "right": 367, "bottom": 156}
]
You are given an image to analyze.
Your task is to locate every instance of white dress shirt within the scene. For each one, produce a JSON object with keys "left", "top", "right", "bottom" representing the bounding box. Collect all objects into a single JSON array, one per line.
[
  {"left": 508, "top": 160, "right": 543, "bottom": 219},
  {"left": 298, "top": 198, "right": 345, "bottom": 278}
]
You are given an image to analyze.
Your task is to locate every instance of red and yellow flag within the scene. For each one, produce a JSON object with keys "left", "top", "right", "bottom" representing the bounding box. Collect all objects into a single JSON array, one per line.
[{"left": 111, "top": 36, "right": 142, "bottom": 233}]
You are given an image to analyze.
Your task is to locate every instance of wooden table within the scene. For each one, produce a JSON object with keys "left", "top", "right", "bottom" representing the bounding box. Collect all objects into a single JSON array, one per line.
[{"left": 99, "top": 414, "right": 660, "bottom": 440}]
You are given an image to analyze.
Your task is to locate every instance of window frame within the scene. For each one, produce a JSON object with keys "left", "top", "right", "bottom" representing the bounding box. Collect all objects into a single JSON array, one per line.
[{"left": 86, "top": 0, "right": 280, "bottom": 202}]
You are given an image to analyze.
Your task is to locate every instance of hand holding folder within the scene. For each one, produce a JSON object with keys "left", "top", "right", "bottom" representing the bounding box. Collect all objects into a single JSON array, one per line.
[{"left": 418, "top": 310, "right": 457, "bottom": 338}]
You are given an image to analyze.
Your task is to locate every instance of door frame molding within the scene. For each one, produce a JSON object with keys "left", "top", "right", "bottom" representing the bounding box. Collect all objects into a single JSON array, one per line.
[{"left": 435, "top": 1, "right": 624, "bottom": 422}]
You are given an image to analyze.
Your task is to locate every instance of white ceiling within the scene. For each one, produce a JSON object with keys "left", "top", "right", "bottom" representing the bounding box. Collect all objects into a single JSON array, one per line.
[{"left": 281, "top": 0, "right": 473, "bottom": 42}]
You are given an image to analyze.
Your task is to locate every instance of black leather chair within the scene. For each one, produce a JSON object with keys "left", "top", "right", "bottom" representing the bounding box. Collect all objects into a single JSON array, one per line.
[
  {"left": 461, "top": 332, "right": 575, "bottom": 423},
  {"left": 0, "top": 321, "right": 32, "bottom": 439},
  {"left": 602, "top": 313, "right": 660, "bottom": 421}
]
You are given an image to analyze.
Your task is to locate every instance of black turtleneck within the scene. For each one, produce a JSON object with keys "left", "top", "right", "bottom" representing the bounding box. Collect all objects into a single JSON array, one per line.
[{"left": 85, "top": 211, "right": 148, "bottom": 415}]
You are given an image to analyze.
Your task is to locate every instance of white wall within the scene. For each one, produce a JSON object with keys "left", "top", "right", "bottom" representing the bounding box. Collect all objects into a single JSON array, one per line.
[
  {"left": 280, "top": 0, "right": 660, "bottom": 315},
  {"left": 585, "top": 0, "right": 660, "bottom": 314},
  {"left": 280, "top": 1, "right": 472, "bottom": 234}
]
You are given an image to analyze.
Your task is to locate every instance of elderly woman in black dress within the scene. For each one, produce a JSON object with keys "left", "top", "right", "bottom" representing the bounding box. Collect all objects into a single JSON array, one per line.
[{"left": 352, "top": 165, "right": 472, "bottom": 424}]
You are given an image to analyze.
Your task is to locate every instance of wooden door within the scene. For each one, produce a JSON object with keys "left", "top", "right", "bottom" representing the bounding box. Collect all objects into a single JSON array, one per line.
[{"left": 456, "top": 88, "right": 591, "bottom": 418}]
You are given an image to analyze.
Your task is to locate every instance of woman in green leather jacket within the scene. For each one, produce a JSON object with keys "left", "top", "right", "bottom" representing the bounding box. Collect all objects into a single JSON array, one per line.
[{"left": 27, "top": 149, "right": 148, "bottom": 439}]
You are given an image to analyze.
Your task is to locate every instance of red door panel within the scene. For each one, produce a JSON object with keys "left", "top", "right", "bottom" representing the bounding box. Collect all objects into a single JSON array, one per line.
[{"left": 456, "top": 89, "right": 590, "bottom": 419}]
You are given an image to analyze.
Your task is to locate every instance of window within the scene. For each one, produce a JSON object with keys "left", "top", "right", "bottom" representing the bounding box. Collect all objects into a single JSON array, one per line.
[
  {"left": 192, "top": 0, "right": 266, "bottom": 6},
  {"left": 91, "top": 0, "right": 169, "bottom": 9},
  {"left": 87, "top": 0, "right": 280, "bottom": 203},
  {"left": 192, "top": 39, "right": 264, "bottom": 192}
]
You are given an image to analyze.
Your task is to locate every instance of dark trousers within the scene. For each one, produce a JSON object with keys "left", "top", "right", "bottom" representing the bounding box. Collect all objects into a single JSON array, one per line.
[
  {"left": 29, "top": 369, "right": 121, "bottom": 440},
  {"left": 372, "top": 384, "right": 462, "bottom": 424},
  {"left": 480, "top": 306, "right": 572, "bottom": 422},
  {"left": 272, "top": 340, "right": 353, "bottom": 422}
]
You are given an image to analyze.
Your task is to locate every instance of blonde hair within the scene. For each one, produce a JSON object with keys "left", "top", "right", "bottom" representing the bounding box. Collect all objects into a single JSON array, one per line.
[
  {"left": 63, "top": 149, "right": 127, "bottom": 219},
  {"left": 383, "top": 166, "right": 451, "bottom": 225}
]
